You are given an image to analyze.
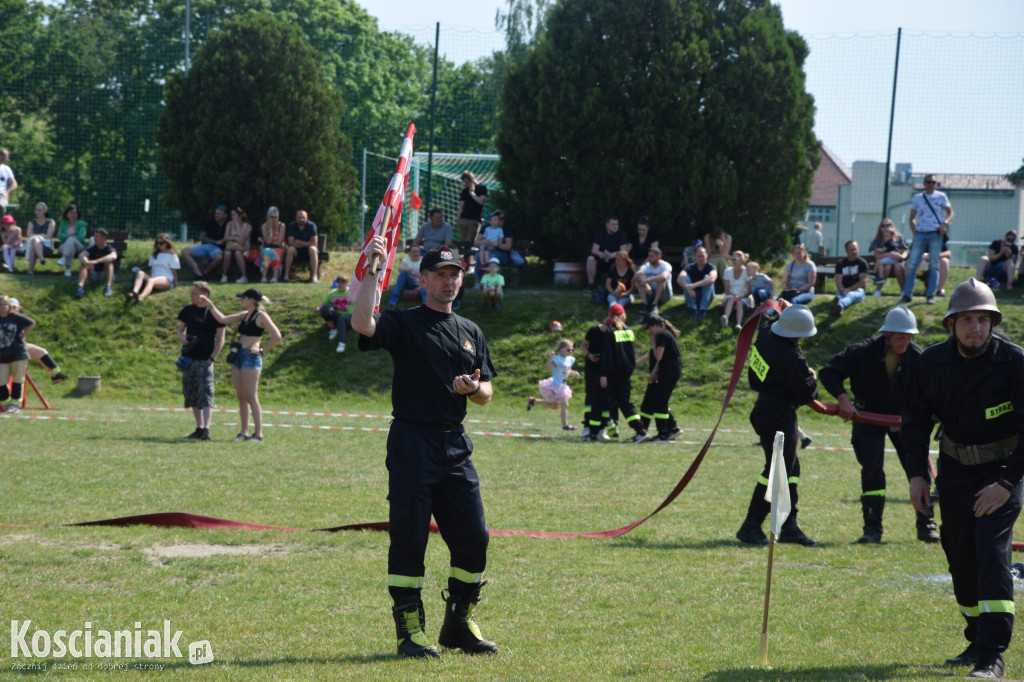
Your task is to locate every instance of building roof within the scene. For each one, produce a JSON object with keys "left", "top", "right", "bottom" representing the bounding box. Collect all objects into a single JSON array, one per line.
[
  {"left": 810, "top": 144, "right": 852, "bottom": 207},
  {"left": 915, "top": 174, "right": 1015, "bottom": 191}
]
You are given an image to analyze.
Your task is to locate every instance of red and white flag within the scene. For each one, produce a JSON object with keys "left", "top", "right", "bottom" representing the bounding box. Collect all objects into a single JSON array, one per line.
[{"left": 352, "top": 123, "right": 416, "bottom": 309}]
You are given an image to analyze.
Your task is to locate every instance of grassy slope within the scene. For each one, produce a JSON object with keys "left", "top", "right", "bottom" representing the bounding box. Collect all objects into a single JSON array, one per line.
[{"left": 1, "top": 246, "right": 1021, "bottom": 680}]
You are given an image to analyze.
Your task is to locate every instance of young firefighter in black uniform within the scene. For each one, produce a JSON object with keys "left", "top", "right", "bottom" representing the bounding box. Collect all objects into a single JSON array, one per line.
[
  {"left": 353, "top": 241, "right": 498, "bottom": 659},
  {"left": 637, "top": 314, "right": 683, "bottom": 441},
  {"left": 819, "top": 305, "right": 938, "bottom": 543},
  {"left": 902, "top": 278, "right": 1024, "bottom": 679},
  {"left": 737, "top": 304, "right": 819, "bottom": 546},
  {"left": 581, "top": 317, "right": 609, "bottom": 439},
  {"left": 599, "top": 303, "right": 650, "bottom": 443}
]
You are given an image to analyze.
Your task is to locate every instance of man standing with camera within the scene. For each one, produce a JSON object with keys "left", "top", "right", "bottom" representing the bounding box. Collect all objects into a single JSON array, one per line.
[{"left": 175, "top": 281, "right": 225, "bottom": 440}]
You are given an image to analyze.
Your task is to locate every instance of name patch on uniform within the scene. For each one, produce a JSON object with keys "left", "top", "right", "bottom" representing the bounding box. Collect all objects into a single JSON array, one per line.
[
  {"left": 613, "top": 329, "right": 635, "bottom": 343},
  {"left": 749, "top": 346, "right": 769, "bottom": 382},
  {"left": 986, "top": 401, "right": 1013, "bottom": 419}
]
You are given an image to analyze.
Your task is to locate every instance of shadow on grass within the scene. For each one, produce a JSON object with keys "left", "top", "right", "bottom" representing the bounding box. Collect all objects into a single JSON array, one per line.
[
  {"left": 13, "top": 654, "right": 395, "bottom": 674},
  {"left": 608, "top": 536, "right": 853, "bottom": 551},
  {"left": 699, "top": 663, "right": 948, "bottom": 680}
]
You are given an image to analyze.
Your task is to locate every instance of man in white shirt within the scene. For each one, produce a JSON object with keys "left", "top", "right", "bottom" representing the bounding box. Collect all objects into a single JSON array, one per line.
[
  {"left": 634, "top": 247, "right": 673, "bottom": 314},
  {"left": 0, "top": 148, "right": 18, "bottom": 211},
  {"left": 900, "top": 174, "right": 953, "bottom": 304}
]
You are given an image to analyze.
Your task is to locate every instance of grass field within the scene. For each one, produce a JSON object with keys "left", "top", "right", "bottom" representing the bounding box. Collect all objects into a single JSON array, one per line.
[{"left": 1, "top": 249, "right": 1022, "bottom": 680}]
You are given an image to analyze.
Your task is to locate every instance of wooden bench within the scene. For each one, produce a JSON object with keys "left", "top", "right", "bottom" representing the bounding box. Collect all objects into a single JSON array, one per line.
[{"left": 107, "top": 230, "right": 128, "bottom": 272}]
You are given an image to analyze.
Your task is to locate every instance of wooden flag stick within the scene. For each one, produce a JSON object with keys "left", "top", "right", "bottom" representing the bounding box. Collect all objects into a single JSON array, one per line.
[
  {"left": 758, "top": 531, "right": 777, "bottom": 666},
  {"left": 368, "top": 205, "right": 393, "bottom": 276}
]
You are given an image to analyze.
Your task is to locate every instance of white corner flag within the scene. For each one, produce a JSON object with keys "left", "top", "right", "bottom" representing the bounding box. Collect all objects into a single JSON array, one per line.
[{"left": 765, "top": 431, "right": 791, "bottom": 537}]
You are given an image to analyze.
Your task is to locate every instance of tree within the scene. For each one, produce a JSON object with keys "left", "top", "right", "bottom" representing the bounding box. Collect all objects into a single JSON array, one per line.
[
  {"left": 495, "top": 0, "right": 819, "bottom": 261},
  {"left": 157, "top": 11, "right": 355, "bottom": 238},
  {"left": 1007, "top": 158, "right": 1024, "bottom": 186}
]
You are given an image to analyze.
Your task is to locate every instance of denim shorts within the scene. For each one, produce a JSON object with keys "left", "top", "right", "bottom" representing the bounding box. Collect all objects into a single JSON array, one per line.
[
  {"left": 190, "top": 243, "right": 224, "bottom": 260},
  {"left": 232, "top": 347, "right": 263, "bottom": 371}
]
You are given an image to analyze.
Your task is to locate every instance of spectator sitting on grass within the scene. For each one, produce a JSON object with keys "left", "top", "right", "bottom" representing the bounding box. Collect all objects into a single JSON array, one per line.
[
  {"left": 126, "top": 234, "right": 179, "bottom": 303},
  {"left": 319, "top": 275, "right": 352, "bottom": 353},
  {"left": 677, "top": 245, "right": 717, "bottom": 320},
  {"left": 73, "top": 228, "right": 117, "bottom": 299},
  {"left": 868, "top": 219, "right": 908, "bottom": 296},
  {"left": 634, "top": 247, "right": 672, "bottom": 315},
  {"left": 976, "top": 230, "right": 1018, "bottom": 291},
  {"left": 605, "top": 251, "right": 636, "bottom": 307},
  {"left": 1, "top": 214, "right": 22, "bottom": 273},
  {"left": 480, "top": 258, "right": 505, "bottom": 310},
  {"left": 746, "top": 261, "right": 775, "bottom": 307},
  {"left": 388, "top": 244, "right": 426, "bottom": 305}
]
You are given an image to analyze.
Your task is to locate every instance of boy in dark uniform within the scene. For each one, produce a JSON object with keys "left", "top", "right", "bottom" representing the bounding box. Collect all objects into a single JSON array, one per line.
[
  {"left": 353, "top": 240, "right": 498, "bottom": 659},
  {"left": 737, "top": 304, "right": 819, "bottom": 546},
  {"left": 581, "top": 318, "right": 609, "bottom": 438},
  {"left": 902, "top": 278, "right": 1024, "bottom": 679}
]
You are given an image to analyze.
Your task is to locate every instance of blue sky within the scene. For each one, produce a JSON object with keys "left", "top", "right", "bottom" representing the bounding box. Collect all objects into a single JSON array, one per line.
[{"left": 360, "top": 0, "right": 1024, "bottom": 175}]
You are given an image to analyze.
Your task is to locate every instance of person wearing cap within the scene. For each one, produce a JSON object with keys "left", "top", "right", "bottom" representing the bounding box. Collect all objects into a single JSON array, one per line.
[
  {"left": 633, "top": 247, "right": 673, "bottom": 315},
  {"left": 175, "top": 281, "right": 226, "bottom": 440},
  {"left": 0, "top": 294, "right": 34, "bottom": 413},
  {"left": 73, "top": 228, "right": 117, "bottom": 298},
  {"left": 636, "top": 314, "right": 683, "bottom": 441},
  {"left": 199, "top": 288, "right": 282, "bottom": 442},
  {"left": 819, "top": 305, "right": 936, "bottom": 544},
  {"left": 901, "top": 278, "right": 1024, "bottom": 679},
  {"left": 900, "top": 174, "right": 953, "bottom": 304},
  {"left": 480, "top": 257, "right": 505, "bottom": 310},
  {"left": 598, "top": 303, "right": 650, "bottom": 443},
  {"left": 1, "top": 214, "right": 22, "bottom": 273},
  {"left": 352, "top": 240, "right": 499, "bottom": 659},
  {"left": 180, "top": 206, "right": 227, "bottom": 281},
  {"left": 7, "top": 298, "right": 70, "bottom": 386},
  {"left": 737, "top": 303, "right": 819, "bottom": 546}
]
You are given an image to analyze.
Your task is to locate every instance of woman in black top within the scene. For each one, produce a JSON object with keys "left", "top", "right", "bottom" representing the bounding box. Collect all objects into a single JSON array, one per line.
[
  {"left": 201, "top": 288, "right": 281, "bottom": 442},
  {"left": 25, "top": 202, "right": 56, "bottom": 275},
  {"left": 0, "top": 294, "right": 35, "bottom": 413}
]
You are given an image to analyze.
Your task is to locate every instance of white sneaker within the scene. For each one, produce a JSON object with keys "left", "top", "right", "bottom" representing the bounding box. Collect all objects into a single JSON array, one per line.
[
  {"left": 260, "top": 276, "right": 268, "bottom": 283},
  {"left": 581, "top": 426, "right": 591, "bottom": 438},
  {"left": 720, "top": 314, "right": 728, "bottom": 327},
  {"left": 873, "top": 289, "right": 882, "bottom": 297},
  {"left": 4, "top": 404, "right": 19, "bottom": 414},
  {"left": 597, "top": 428, "right": 611, "bottom": 442},
  {"left": 220, "top": 275, "right": 228, "bottom": 283},
  {"left": 57, "top": 257, "right": 67, "bottom": 267},
  {"left": 64, "top": 269, "right": 72, "bottom": 277},
  {"left": 269, "top": 278, "right": 278, "bottom": 284},
  {"left": 335, "top": 341, "right": 346, "bottom": 353},
  {"left": 328, "top": 329, "right": 338, "bottom": 340},
  {"left": 236, "top": 277, "right": 248, "bottom": 284}
]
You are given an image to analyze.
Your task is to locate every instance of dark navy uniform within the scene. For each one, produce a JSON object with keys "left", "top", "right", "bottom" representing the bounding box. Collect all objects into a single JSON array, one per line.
[
  {"left": 820, "top": 335, "right": 930, "bottom": 541},
  {"left": 638, "top": 327, "right": 681, "bottom": 438},
  {"left": 739, "top": 326, "right": 818, "bottom": 543},
  {"left": 581, "top": 323, "right": 607, "bottom": 433},
  {"left": 902, "top": 335, "right": 1024, "bottom": 663},
  {"left": 600, "top": 324, "right": 645, "bottom": 437},
  {"left": 358, "top": 305, "right": 496, "bottom": 597}
]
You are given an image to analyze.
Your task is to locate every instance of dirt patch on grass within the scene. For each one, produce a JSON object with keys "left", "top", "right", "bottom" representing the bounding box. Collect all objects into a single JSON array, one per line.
[{"left": 143, "top": 543, "right": 289, "bottom": 566}]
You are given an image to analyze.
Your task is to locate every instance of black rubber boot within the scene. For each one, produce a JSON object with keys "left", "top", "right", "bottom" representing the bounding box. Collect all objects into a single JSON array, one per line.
[
  {"left": 916, "top": 510, "right": 940, "bottom": 543},
  {"left": 778, "top": 512, "right": 817, "bottom": 546},
  {"left": 438, "top": 579, "right": 498, "bottom": 655},
  {"left": 736, "top": 485, "right": 769, "bottom": 545},
  {"left": 968, "top": 651, "right": 1005, "bottom": 678},
  {"left": 856, "top": 495, "right": 884, "bottom": 544},
  {"left": 946, "top": 641, "right": 979, "bottom": 667},
  {"left": 392, "top": 597, "right": 440, "bottom": 659}
]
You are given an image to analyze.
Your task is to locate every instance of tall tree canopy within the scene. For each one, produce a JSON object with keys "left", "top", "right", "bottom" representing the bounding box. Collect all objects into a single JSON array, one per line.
[
  {"left": 157, "top": 11, "right": 355, "bottom": 236},
  {"left": 496, "top": 0, "right": 819, "bottom": 260}
]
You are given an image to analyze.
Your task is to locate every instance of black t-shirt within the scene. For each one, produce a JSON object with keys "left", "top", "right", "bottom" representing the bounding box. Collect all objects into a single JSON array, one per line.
[
  {"left": 177, "top": 304, "right": 226, "bottom": 360},
  {"left": 684, "top": 262, "right": 716, "bottom": 282},
  {"left": 0, "top": 312, "right": 35, "bottom": 363},
  {"left": 650, "top": 328, "right": 682, "bottom": 376},
  {"left": 605, "top": 266, "right": 634, "bottom": 294},
  {"left": 204, "top": 219, "right": 226, "bottom": 242},
  {"left": 459, "top": 185, "right": 487, "bottom": 221},
  {"left": 989, "top": 239, "right": 1019, "bottom": 266},
  {"left": 837, "top": 256, "right": 868, "bottom": 289},
  {"left": 630, "top": 231, "right": 659, "bottom": 264},
  {"left": 86, "top": 243, "right": 116, "bottom": 260},
  {"left": 287, "top": 220, "right": 318, "bottom": 245},
  {"left": 358, "top": 306, "right": 496, "bottom": 423},
  {"left": 592, "top": 229, "right": 629, "bottom": 259}
]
